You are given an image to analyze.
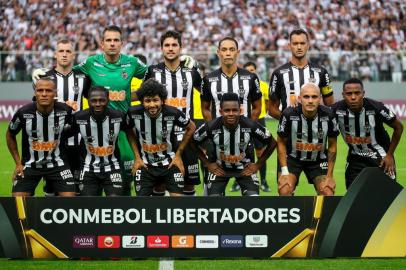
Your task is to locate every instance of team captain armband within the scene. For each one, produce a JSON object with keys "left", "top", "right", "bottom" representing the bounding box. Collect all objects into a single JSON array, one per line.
[{"left": 320, "top": 85, "right": 333, "bottom": 96}]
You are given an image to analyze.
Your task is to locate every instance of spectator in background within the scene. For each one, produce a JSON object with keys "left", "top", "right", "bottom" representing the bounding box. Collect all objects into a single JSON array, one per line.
[{"left": 390, "top": 52, "right": 402, "bottom": 83}]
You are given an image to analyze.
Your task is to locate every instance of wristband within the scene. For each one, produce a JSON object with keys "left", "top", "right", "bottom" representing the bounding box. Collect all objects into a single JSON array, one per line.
[{"left": 281, "top": 166, "right": 289, "bottom": 175}]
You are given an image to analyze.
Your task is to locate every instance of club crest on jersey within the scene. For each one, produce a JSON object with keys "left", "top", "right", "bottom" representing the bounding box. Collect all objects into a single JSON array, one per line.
[
  {"left": 238, "top": 142, "right": 247, "bottom": 149},
  {"left": 181, "top": 79, "right": 189, "bottom": 90},
  {"left": 86, "top": 136, "right": 94, "bottom": 143},
  {"left": 121, "top": 70, "right": 128, "bottom": 79},
  {"left": 161, "top": 129, "right": 168, "bottom": 139},
  {"left": 317, "top": 129, "right": 324, "bottom": 139},
  {"left": 73, "top": 85, "right": 80, "bottom": 94},
  {"left": 108, "top": 131, "right": 115, "bottom": 142},
  {"left": 238, "top": 88, "right": 245, "bottom": 97},
  {"left": 364, "top": 124, "right": 371, "bottom": 133},
  {"left": 53, "top": 125, "right": 61, "bottom": 135}
]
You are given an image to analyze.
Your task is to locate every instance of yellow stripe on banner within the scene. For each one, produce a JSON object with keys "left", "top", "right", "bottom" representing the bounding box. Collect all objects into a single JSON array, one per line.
[
  {"left": 271, "top": 228, "right": 314, "bottom": 257},
  {"left": 362, "top": 189, "right": 406, "bottom": 257},
  {"left": 25, "top": 229, "right": 68, "bottom": 258},
  {"left": 15, "top": 196, "right": 26, "bottom": 220},
  {"left": 313, "top": 196, "right": 324, "bottom": 219}
]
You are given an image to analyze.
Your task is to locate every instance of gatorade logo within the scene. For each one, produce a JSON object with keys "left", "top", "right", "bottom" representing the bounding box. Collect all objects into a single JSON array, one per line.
[{"left": 171, "top": 235, "right": 194, "bottom": 248}]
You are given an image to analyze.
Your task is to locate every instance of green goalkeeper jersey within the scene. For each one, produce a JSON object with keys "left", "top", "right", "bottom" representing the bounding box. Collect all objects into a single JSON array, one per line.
[{"left": 74, "top": 53, "right": 147, "bottom": 112}]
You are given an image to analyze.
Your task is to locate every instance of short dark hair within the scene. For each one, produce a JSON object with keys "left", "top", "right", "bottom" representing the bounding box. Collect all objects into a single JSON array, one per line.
[
  {"left": 220, "top": 92, "right": 240, "bottom": 108},
  {"left": 343, "top": 78, "right": 364, "bottom": 90},
  {"left": 138, "top": 78, "right": 168, "bottom": 101},
  {"left": 36, "top": 76, "right": 56, "bottom": 89},
  {"left": 160, "top": 30, "right": 182, "bottom": 48},
  {"left": 134, "top": 54, "right": 147, "bottom": 65},
  {"left": 102, "top": 25, "right": 122, "bottom": 40},
  {"left": 289, "top": 28, "right": 309, "bottom": 41},
  {"left": 243, "top": 61, "right": 256, "bottom": 70},
  {"left": 218, "top": 37, "right": 238, "bottom": 49},
  {"left": 88, "top": 86, "right": 109, "bottom": 99}
]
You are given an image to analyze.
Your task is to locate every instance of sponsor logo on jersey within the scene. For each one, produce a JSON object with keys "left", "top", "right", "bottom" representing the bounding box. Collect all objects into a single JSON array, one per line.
[
  {"left": 152, "top": 68, "right": 163, "bottom": 73},
  {"left": 97, "top": 236, "right": 120, "bottom": 248},
  {"left": 32, "top": 140, "right": 58, "bottom": 151},
  {"left": 196, "top": 235, "right": 218, "bottom": 248},
  {"left": 311, "top": 68, "right": 321, "bottom": 73},
  {"left": 23, "top": 114, "right": 34, "bottom": 119},
  {"left": 240, "top": 75, "right": 251, "bottom": 80},
  {"left": 380, "top": 109, "right": 395, "bottom": 120},
  {"left": 55, "top": 111, "right": 67, "bottom": 117},
  {"left": 88, "top": 144, "right": 114, "bottom": 156},
  {"left": 280, "top": 69, "right": 290, "bottom": 74},
  {"left": 241, "top": 128, "right": 251, "bottom": 133},
  {"left": 295, "top": 141, "right": 323, "bottom": 152},
  {"left": 77, "top": 120, "right": 88, "bottom": 125},
  {"left": 336, "top": 110, "right": 346, "bottom": 116},
  {"left": 220, "top": 152, "right": 245, "bottom": 163},
  {"left": 172, "top": 235, "right": 194, "bottom": 248},
  {"left": 163, "top": 116, "right": 175, "bottom": 121},
  {"left": 208, "top": 77, "right": 219, "bottom": 82},
  {"left": 93, "top": 62, "right": 104, "bottom": 67},
  {"left": 9, "top": 119, "right": 20, "bottom": 130},
  {"left": 147, "top": 236, "right": 169, "bottom": 248},
  {"left": 111, "top": 118, "right": 122, "bottom": 124},
  {"left": 131, "top": 114, "right": 142, "bottom": 120},
  {"left": 122, "top": 235, "right": 145, "bottom": 248},
  {"left": 245, "top": 235, "right": 268, "bottom": 248},
  {"left": 121, "top": 63, "right": 131, "bottom": 68},
  {"left": 320, "top": 116, "right": 329, "bottom": 121},
  {"left": 221, "top": 235, "right": 243, "bottom": 248},
  {"left": 109, "top": 91, "right": 126, "bottom": 101},
  {"left": 142, "top": 142, "right": 168, "bottom": 153},
  {"left": 166, "top": 97, "right": 187, "bottom": 108},
  {"left": 73, "top": 236, "right": 95, "bottom": 248},
  {"left": 345, "top": 135, "right": 372, "bottom": 145},
  {"left": 366, "top": 110, "right": 375, "bottom": 115},
  {"left": 290, "top": 116, "right": 300, "bottom": 121}
]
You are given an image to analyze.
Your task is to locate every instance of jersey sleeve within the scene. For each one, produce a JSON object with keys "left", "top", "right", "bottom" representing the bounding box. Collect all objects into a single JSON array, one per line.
[
  {"left": 132, "top": 57, "right": 148, "bottom": 79},
  {"left": 125, "top": 110, "right": 135, "bottom": 129},
  {"left": 374, "top": 100, "right": 397, "bottom": 124},
  {"left": 251, "top": 120, "right": 274, "bottom": 144},
  {"left": 277, "top": 110, "right": 291, "bottom": 138},
  {"left": 120, "top": 112, "right": 130, "bottom": 132},
  {"left": 8, "top": 109, "right": 23, "bottom": 135},
  {"left": 328, "top": 114, "right": 339, "bottom": 137},
  {"left": 269, "top": 70, "right": 283, "bottom": 101},
  {"left": 248, "top": 74, "right": 262, "bottom": 101},
  {"left": 174, "top": 109, "right": 190, "bottom": 128},
  {"left": 200, "top": 76, "right": 213, "bottom": 102},
  {"left": 143, "top": 65, "right": 153, "bottom": 81},
  {"left": 319, "top": 67, "right": 333, "bottom": 97},
  {"left": 193, "top": 123, "right": 209, "bottom": 145}
]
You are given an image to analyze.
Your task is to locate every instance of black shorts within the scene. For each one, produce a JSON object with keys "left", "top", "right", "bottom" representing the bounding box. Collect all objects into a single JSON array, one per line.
[
  {"left": 280, "top": 157, "right": 328, "bottom": 184},
  {"left": 206, "top": 170, "right": 260, "bottom": 196},
  {"left": 79, "top": 169, "right": 123, "bottom": 196},
  {"left": 253, "top": 118, "right": 266, "bottom": 149},
  {"left": 135, "top": 166, "right": 184, "bottom": 196},
  {"left": 12, "top": 165, "right": 76, "bottom": 194},
  {"left": 345, "top": 154, "right": 396, "bottom": 189},
  {"left": 173, "top": 126, "right": 200, "bottom": 186}
]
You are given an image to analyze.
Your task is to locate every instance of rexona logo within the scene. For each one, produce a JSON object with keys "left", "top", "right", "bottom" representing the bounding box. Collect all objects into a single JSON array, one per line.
[
  {"left": 73, "top": 236, "right": 95, "bottom": 248},
  {"left": 220, "top": 235, "right": 243, "bottom": 248},
  {"left": 245, "top": 235, "right": 268, "bottom": 248},
  {"left": 122, "top": 235, "right": 145, "bottom": 248},
  {"left": 147, "top": 235, "right": 169, "bottom": 248},
  {"left": 171, "top": 235, "right": 194, "bottom": 248},
  {"left": 97, "top": 235, "right": 120, "bottom": 248},
  {"left": 195, "top": 235, "right": 218, "bottom": 249}
]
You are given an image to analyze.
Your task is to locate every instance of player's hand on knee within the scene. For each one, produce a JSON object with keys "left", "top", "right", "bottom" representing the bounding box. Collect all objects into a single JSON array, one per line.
[
  {"left": 169, "top": 154, "right": 185, "bottom": 176},
  {"left": 180, "top": 55, "right": 198, "bottom": 69},
  {"left": 207, "top": 162, "right": 225, "bottom": 176},
  {"left": 278, "top": 174, "right": 295, "bottom": 195},
  {"left": 241, "top": 163, "right": 260, "bottom": 176},
  {"left": 131, "top": 159, "right": 147, "bottom": 175},
  {"left": 317, "top": 175, "right": 335, "bottom": 196},
  {"left": 12, "top": 164, "right": 24, "bottom": 181},
  {"left": 32, "top": 68, "right": 50, "bottom": 84}
]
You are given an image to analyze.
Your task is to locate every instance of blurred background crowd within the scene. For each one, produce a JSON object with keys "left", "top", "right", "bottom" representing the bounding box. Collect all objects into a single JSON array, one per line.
[{"left": 1, "top": 0, "right": 406, "bottom": 82}]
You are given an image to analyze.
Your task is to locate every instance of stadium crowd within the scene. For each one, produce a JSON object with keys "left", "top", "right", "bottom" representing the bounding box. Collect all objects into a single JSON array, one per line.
[{"left": 1, "top": 0, "right": 406, "bottom": 81}]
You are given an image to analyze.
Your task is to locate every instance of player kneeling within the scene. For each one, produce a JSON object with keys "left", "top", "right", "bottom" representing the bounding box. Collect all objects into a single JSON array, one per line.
[
  {"left": 277, "top": 83, "right": 338, "bottom": 196},
  {"left": 193, "top": 93, "right": 276, "bottom": 196},
  {"left": 127, "top": 79, "right": 196, "bottom": 196}
]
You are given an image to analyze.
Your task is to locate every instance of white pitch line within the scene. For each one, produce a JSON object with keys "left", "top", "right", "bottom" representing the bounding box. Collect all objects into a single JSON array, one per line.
[{"left": 159, "top": 258, "right": 174, "bottom": 270}]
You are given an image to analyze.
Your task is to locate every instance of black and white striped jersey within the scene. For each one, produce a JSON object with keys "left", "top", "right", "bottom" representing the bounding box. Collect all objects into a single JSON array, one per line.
[
  {"left": 277, "top": 104, "right": 338, "bottom": 161},
  {"left": 331, "top": 98, "right": 396, "bottom": 159},
  {"left": 8, "top": 102, "right": 73, "bottom": 169},
  {"left": 126, "top": 105, "right": 190, "bottom": 167},
  {"left": 269, "top": 62, "right": 333, "bottom": 111},
  {"left": 70, "top": 108, "right": 128, "bottom": 173},
  {"left": 143, "top": 62, "right": 202, "bottom": 119},
  {"left": 193, "top": 116, "right": 274, "bottom": 170},
  {"left": 201, "top": 67, "right": 262, "bottom": 119},
  {"left": 35, "top": 69, "right": 91, "bottom": 146}
]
